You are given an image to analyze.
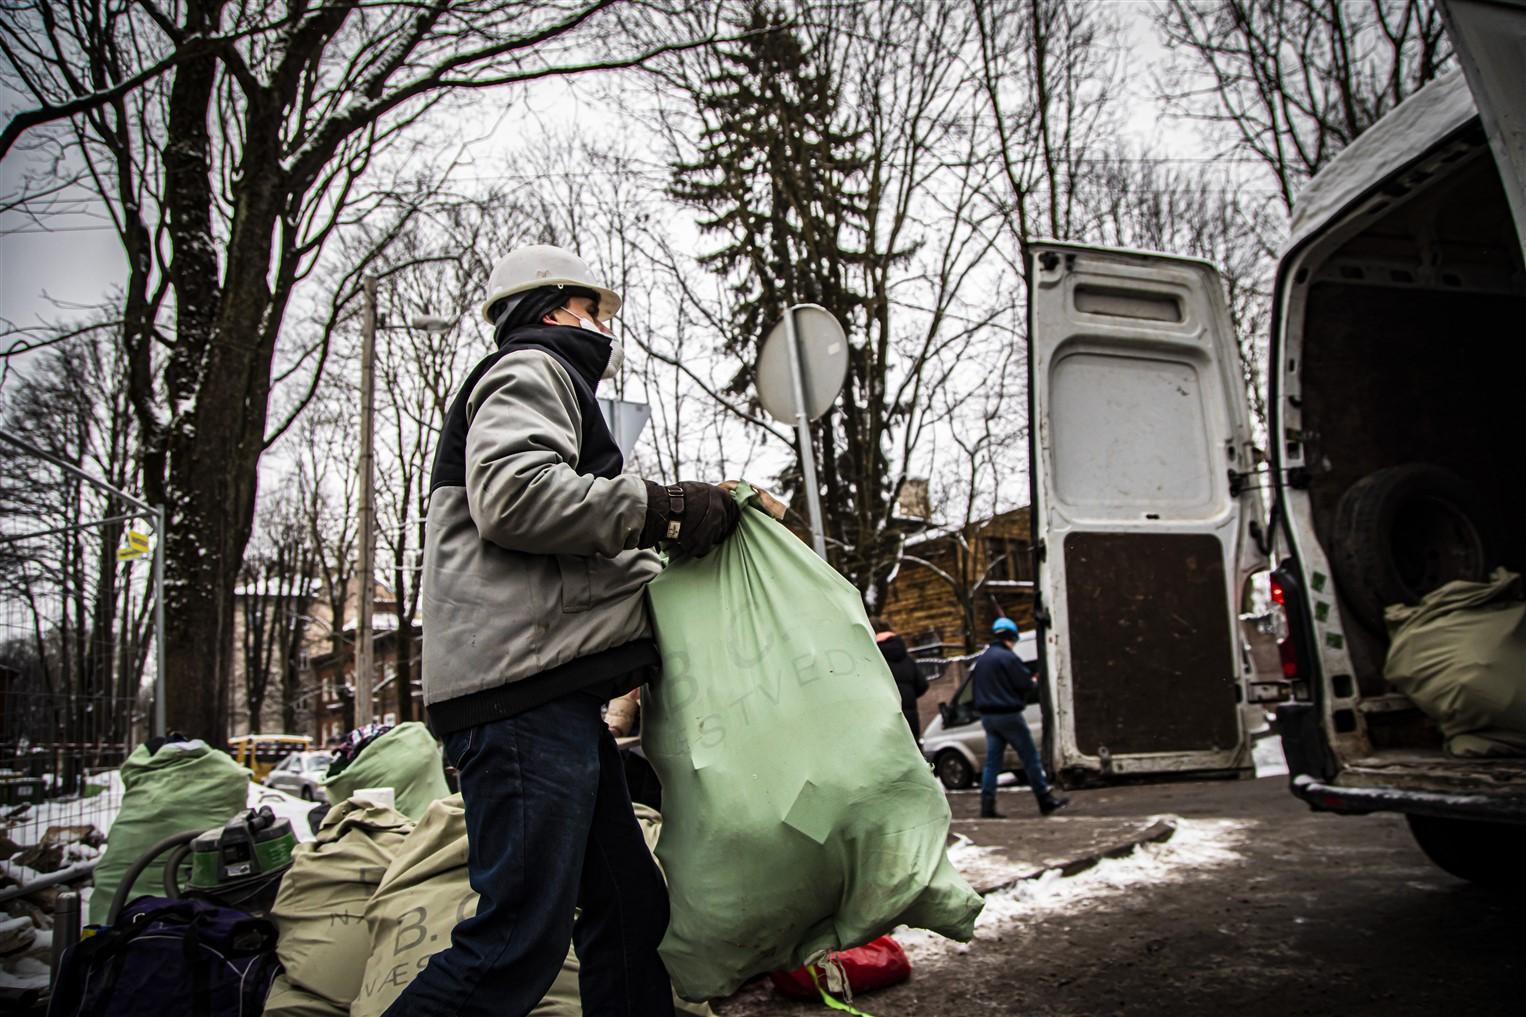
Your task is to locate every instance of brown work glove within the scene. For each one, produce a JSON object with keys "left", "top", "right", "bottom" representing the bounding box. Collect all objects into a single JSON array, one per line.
[{"left": 640, "top": 480, "right": 742, "bottom": 558}]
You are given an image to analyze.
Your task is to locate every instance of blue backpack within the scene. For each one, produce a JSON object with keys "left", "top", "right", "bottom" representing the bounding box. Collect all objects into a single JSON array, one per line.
[{"left": 49, "top": 896, "right": 280, "bottom": 1017}]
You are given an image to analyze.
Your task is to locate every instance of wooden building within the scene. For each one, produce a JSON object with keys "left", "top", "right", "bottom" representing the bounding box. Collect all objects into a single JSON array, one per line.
[{"left": 879, "top": 506, "right": 1037, "bottom": 654}]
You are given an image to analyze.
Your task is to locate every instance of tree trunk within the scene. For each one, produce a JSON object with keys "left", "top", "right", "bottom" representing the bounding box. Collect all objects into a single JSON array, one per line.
[{"left": 394, "top": 611, "right": 415, "bottom": 724}]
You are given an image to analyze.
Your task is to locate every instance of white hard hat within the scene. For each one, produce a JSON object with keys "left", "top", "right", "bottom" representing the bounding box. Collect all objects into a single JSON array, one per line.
[{"left": 479, "top": 244, "right": 622, "bottom": 325}]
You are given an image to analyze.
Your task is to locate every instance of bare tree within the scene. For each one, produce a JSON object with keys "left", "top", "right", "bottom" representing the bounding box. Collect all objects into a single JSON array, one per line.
[
  {"left": 1, "top": 0, "right": 733, "bottom": 742},
  {"left": 900, "top": 340, "right": 1028, "bottom": 650},
  {"left": 0, "top": 327, "right": 150, "bottom": 771},
  {"left": 972, "top": 0, "right": 1122, "bottom": 260},
  {"left": 237, "top": 484, "right": 316, "bottom": 734},
  {"left": 290, "top": 393, "right": 360, "bottom": 734},
  {"left": 1156, "top": 0, "right": 1451, "bottom": 209}
]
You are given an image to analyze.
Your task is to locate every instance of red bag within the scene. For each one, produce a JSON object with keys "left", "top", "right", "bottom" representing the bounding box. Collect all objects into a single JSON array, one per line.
[{"left": 769, "top": 936, "right": 911, "bottom": 1002}]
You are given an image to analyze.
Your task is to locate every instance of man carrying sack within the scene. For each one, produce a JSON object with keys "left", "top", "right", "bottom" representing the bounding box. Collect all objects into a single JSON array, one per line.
[{"left": 389, "top": 245, "right": 739, "bottom": 1017}]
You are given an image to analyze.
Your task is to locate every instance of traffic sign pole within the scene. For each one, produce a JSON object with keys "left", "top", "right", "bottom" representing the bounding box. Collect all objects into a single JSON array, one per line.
[{"left": 784, "top": 307, "right": 828, "bottom": 558}]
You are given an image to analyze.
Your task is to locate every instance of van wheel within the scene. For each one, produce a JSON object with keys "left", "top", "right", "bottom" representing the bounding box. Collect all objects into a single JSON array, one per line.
[
  {"left": 1406, "top": 814, "right": 1526, "bottom": 890},
  {"left": 934, "top": 750, "right": 975, "bottom": 791},
  {"left": 1331, "top": 464, "right": 1501, "bottom": 632}
]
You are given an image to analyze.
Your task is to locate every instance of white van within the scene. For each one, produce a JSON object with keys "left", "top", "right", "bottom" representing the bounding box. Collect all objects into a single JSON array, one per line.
[{"left": 1026, "top": 3, "right": 1524, "bottom": 884}]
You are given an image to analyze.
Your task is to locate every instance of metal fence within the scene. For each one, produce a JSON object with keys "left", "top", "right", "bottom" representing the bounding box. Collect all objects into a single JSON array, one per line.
[
  {"left": 908, "top": 642, "right": 981, "bottom": 681},
  {"left": 0, "top": 691, "right": 136, "bottom": 837},
  {"left": 0, "top": 433, "right": 163, "bottom": 852}
]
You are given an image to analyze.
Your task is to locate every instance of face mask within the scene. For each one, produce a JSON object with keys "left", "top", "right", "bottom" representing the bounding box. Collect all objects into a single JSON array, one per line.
[
  {"left": 569, "top": 309, "right": 613, "bottom": 337},
  {"left": 566, "top": 309, "right": 623, "bottom": 380}
]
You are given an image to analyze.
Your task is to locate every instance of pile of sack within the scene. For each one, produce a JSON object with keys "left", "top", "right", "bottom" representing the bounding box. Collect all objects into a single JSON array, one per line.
[{"left": 64, "top": 483, "right": 982, "bottom": 1012}]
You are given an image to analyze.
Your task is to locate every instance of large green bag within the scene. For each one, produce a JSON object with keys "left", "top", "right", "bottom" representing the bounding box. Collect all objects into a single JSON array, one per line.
[
  {"left": 88, "top": 740, "right": 250, "bottom": 924},
  {"left": 1385, "top": 568, "right": 1526, "bottom": 757},
  {"left": 321, "top": 721, "right": 450, "bottom": 821},
  {"left": 642, "top": 484, "right": 984, "bottom": 1001},
  {"left": 268, "top": 798, "right": 414, "bottom": 1011}
]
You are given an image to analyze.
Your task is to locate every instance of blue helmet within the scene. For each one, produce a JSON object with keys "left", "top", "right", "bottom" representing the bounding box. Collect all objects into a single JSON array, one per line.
[{"left": 992, "top": 617, "right": 1019, "bottom": 638}]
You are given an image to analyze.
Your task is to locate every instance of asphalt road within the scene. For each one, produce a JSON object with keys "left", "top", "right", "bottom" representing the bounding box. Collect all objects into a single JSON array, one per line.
[{"left": 716, "top": 777, "right": 1524, "bottom": 1016}]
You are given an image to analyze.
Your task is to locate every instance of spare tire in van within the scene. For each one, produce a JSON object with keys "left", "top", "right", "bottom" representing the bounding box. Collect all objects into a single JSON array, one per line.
[{"left": 1331, "top": 463, "right": 1502, "bottom": 632}]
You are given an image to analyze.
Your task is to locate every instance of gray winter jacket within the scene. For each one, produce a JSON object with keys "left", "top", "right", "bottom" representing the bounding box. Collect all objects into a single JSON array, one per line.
[{"left": 421, "top": 325, "right": 661, "bottom": 734}]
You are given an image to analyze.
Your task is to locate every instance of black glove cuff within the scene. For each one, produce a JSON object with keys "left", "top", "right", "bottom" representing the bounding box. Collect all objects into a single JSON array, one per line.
[
  {"left": 639, "top": 480, "right": 668, "bottom": 548},
  {"left": 664, "top": 484, "right": 685, "bottom": 540}
]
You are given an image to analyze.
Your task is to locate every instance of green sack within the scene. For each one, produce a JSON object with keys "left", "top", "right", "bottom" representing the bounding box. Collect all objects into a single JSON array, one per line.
[
  {"left": 270, "top": 799, "right": 414, "bottom": 1008},
  {"left": 642, "top": 483, "right": 984, "bottom": 1001},
  {"left": 321, "top": 721, "right": 449, "bottom": 821},
  {"left": 1385, "top": 568, "right": 1526, "bottom": 757},
  {"left": 88, "top": 740, "right": 250, "bottom": 924},
  {"left": 352, "top": 795, "right": 712, "bottom": 1017}
]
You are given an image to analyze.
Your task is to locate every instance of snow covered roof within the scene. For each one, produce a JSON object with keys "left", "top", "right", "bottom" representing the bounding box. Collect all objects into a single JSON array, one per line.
[{"left": 340, "top": 613, "right": 409, "bottom": 634}]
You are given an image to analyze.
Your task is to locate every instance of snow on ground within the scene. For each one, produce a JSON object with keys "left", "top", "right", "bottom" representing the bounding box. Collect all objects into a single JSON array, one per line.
[
  {"left": 898, "top": 817, "right": 1252, "bottom": 968},
  {"left": 3, "top": 773, "right": 124, "bottom": 846},
  {"left": 1253, "top": 733, "right": 1289, "bottom": 778},
  {"left": 3, "top": 772, "right": 318, "bottom": 855},
  {"left": 944, "top": 834, "right": 1024, "bottom": 890},
  {"left": 247, "top": 784, "right": 319, "bottom": 842}
]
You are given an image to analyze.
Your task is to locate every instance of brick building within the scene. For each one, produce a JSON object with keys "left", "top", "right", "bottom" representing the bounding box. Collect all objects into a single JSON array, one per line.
[{"left": 305, "top": 613, "right": 423, "bottom": 745}]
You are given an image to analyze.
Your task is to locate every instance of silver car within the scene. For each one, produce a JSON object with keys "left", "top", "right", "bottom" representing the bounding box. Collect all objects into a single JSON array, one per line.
[
  {"left": 921, "top": 642, "right": 1045, "bottom": 791},
  {"left": 263, "top": 750, "right": 333, "bottom": 801}
]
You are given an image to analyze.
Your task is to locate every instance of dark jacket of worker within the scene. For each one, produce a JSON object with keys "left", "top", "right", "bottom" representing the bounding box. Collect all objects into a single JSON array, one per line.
[
  {"left": 877, "top": 632, "right": 928, "bottom": 738},
  {"left": 971, "top": 640, "right": 1035, "bottom": 715}
]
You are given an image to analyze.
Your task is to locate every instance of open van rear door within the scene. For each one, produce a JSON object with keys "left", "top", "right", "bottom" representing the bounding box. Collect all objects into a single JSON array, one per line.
[
  {"left": 1439, "top": 0, "right": 1526, "bottom": 262},
  {"left": 1026, "top": 243, "right": 1265, "bottom": 781}
]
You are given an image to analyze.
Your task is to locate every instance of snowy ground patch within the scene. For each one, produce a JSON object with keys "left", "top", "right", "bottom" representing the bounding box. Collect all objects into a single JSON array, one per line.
[
  {"left": 4, "top": 773, "right": 319, "bottom": 855},
  {"left": 1253, "top": 733, "right": 1289, "bottom": 778},
  {"left": 3, "top": 770, "right": 124, "bottom": 846},
  {"left": 246, "top": 784, "right": 320, "bottom": 842},
  {"left": 899, "top": 817, "right": 1252, "bottom": 967},
  {"left": 944, "top": 834, "right": 1023, "bottom": 890}
]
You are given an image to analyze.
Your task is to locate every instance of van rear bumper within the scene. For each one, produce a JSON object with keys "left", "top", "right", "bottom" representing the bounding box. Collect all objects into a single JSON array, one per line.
[{"left": 1291, "top": 774, "right": 1526, "bottom": 825}]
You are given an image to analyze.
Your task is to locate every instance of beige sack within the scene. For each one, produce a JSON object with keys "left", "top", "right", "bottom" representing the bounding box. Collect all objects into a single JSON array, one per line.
[
  {"left": 263, "top": 974, "right": 346, "bottom": 1017},
  {"left": 269, "top": 798, "right": 414, "bottom": 1008},
  {"left": 1385, "top": 568, "right": 1526, "bottom": 757},
  {"left": 353, "top": 794, "right": 713, "bottom": 1017}
]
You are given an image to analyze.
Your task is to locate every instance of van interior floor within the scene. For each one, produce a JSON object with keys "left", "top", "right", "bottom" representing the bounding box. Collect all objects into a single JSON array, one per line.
[{"left": 1335, "top": 750, "right": 1526, "bottom": 794}]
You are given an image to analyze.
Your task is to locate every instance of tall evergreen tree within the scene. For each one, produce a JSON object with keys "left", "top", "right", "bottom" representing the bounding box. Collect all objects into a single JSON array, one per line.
[
  {"left": 670, "top": 4, "right": 874, "bottom": 389},
  {"left": 668, "top": 5, "right": 900, "bottom": 595}
]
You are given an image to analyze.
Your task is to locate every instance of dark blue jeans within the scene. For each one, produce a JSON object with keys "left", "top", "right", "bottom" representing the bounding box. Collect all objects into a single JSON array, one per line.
[
  {"left": 383, "top": 690, "right": 675, "bottom": 1017},
  {"left": 980, "top": 710, "right": 1050, "bottom": 798}
]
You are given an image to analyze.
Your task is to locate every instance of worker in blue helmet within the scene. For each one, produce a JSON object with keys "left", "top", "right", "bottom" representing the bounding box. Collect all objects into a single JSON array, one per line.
[{"left": 970, "top": 617, "right": 1070, "bottom": 818}]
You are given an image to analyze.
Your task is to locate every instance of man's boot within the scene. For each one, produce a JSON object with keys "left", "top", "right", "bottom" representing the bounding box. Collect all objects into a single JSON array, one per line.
[
  {"left": 979, "top": 794, "right": 1004, "bottom": 819},
  {"left": 1037, "top": 789, "right": 1070, "bottom": 816}
]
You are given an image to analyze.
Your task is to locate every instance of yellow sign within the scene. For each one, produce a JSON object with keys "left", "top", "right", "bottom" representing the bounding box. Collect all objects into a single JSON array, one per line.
[{"left": 118, "top": 529, "right": 152, "bottom": 562}]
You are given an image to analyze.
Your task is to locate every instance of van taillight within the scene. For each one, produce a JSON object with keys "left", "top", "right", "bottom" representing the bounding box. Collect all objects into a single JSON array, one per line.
[{"left": 1269, "top": 574, "right": 1298, "bottom": 679}]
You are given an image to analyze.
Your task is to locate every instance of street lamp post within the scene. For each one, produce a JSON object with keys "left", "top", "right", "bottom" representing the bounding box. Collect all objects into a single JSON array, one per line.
[
  {"left": 354, "top": 284, "right": 453, "bottom": 730},
  {"left": 356, "top": 276, "right": 379, "bottom": 726}
]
